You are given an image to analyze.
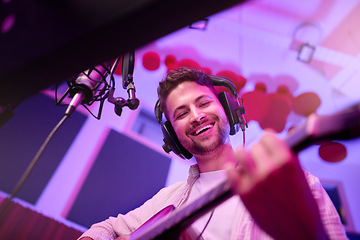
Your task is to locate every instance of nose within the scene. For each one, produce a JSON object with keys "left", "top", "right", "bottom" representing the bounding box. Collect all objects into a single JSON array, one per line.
[{"left": 190, "top": 108, "right": 206, "bottom": 123}]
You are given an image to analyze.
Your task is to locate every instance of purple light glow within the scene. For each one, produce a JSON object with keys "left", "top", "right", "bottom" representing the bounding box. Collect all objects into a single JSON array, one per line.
[{"left": 1, "top": 14, "right": 15, "bottom": 34}]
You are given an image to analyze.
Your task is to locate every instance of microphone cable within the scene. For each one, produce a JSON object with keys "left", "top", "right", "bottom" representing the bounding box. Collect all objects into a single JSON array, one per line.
[{"left": 0, "top": 114, "right": 69, "bottom": 222}]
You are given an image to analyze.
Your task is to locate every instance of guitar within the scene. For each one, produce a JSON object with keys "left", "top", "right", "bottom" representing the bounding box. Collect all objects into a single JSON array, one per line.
[{"left": 131, "top": 102, "right": 360, "bottom": 240}]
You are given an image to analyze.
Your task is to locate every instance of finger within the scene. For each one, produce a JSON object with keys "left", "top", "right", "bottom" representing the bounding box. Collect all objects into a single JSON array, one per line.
[
  {"left": 235, "top": 147, "right": 256, "bottom": 172},
  {"left": 260, "top": 133, "right": 293, "bottom": 166},
  {"left": 249, "top": 141, "right": 277, "bottom": 179},
  {"left": 225, "top": 162, "right": 242, "bottom": 194},
  {"left": 228, "top": 147, "right": 257, "bottom": 194},
  {"left": 263, "top": 128, "right": 276, "bottom": 134}
]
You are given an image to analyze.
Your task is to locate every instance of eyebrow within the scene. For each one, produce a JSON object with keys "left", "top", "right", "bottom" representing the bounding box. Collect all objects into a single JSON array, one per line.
[{"left": 171, "top": 95, "right": 212, "bottom": 119}]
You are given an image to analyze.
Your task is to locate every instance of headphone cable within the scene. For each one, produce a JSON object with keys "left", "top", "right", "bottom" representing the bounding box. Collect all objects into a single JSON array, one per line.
[{"left": 195, "top": 209, "right": 215, "bottom": 240}]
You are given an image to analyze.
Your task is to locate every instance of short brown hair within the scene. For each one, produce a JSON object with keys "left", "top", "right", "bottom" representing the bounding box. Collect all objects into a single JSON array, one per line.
[{"left": 157, "top": 67, "right": 217, "bottom": 118}]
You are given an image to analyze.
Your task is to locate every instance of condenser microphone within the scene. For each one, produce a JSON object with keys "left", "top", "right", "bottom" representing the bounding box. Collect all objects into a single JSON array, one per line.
[
  {"left": 64, "top": 61, "right": 113, "bottom": 117},
  {"left": 65, "top": 92, "right": 84, "bottom": 116}
]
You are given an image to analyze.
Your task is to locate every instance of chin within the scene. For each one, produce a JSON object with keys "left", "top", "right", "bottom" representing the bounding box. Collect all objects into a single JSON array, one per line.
[
  {"left": 183, "top": 125, "right": 229, "bottom": 155},
  {"left": 190, "top": 139, "right": 224, "bottom": 155}
]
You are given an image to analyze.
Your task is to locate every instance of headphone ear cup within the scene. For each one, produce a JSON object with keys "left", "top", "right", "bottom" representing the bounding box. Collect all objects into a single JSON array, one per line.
[
  {"left": 218, "top": 91, "right": 242, "bottom": 135},
  {"left": 161, "top": 121, "right": 193, "bottom": 159}
]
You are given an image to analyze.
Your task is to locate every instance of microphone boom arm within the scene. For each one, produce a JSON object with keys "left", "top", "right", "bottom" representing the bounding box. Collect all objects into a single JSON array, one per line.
[{"left": 108, "top": 51, "right": 139, "bottom": 116}]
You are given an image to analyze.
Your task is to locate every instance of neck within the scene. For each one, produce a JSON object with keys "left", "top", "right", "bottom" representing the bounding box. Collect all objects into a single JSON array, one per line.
[{"left": 194, "top": 142, "right": 237, "bottom": 173}]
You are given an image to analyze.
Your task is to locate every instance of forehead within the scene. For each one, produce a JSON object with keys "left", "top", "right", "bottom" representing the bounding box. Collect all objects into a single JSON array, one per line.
[{"left": 165, "top": 81, "right": 217, "bottom": 112}]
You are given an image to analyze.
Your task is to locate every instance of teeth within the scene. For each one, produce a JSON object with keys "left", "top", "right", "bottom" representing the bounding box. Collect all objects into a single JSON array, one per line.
[{"left": 195, "top": 124, "right": 212, "bottom": 135}]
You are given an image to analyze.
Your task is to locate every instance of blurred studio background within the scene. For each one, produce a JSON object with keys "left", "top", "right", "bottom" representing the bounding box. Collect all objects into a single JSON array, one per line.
[{"left": 1, "top": 0, "right": 360, "bottom": 238}]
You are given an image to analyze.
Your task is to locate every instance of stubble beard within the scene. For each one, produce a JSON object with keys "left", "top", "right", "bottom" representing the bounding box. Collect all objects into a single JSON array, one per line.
[{"left": 187, "top": 123, "right": 228, "bottom": 156}]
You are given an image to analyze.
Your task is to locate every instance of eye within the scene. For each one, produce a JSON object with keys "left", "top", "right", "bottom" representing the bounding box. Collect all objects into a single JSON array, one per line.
[
  {"left": 175, "top": 111, "right": 188, "bottom": 120},
  {"left": 199, "top": 101, "right": 211, "bottom": 108}
]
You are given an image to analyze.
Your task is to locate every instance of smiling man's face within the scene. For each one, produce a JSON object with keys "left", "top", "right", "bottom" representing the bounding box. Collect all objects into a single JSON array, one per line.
[{"left": 165, "top": 81, "right": 230, "bottom": 156}]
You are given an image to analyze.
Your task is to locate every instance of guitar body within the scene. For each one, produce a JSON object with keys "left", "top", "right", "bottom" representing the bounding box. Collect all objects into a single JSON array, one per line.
[{"left": 130, "top": 205, "right": 201, "bottom": 240}]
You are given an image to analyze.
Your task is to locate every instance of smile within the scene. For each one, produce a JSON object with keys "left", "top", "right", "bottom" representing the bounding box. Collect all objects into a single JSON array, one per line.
[{"left": 192, "top": 123, "right": 214, "bottom": 136}]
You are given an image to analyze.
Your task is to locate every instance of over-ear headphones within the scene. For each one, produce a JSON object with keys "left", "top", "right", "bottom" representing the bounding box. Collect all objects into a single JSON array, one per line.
[{"left": 154, "top": 75, "right": 247, "bottom": 159}]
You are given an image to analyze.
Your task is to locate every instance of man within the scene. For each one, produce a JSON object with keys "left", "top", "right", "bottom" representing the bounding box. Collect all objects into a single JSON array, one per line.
[{"left": 79, "top": 67, "right": 347, "bottom": 240}]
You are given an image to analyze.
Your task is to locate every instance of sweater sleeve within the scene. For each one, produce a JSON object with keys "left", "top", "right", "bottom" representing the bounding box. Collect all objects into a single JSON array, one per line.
[{"left": 77, "top": 181, "right": 188, "bottom": 240}]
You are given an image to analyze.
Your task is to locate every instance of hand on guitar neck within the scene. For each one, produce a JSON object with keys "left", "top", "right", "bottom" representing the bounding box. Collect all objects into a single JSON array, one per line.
[
  {"left": 226, "top": 101, "right": 360, "bottom": 240},
  {"left": 226, "top": 133, "right": 328, "bottom": 240}
]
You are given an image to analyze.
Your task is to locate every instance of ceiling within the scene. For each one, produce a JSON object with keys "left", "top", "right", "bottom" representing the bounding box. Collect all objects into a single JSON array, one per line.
[{"left": 0, "top": 0, "right": 245, "bottom": 106}]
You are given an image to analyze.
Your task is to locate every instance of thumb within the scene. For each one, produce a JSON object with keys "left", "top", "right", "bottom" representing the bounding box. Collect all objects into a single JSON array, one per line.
[{"left": 225, "top": 162, "right": 243, "bottom": 196}]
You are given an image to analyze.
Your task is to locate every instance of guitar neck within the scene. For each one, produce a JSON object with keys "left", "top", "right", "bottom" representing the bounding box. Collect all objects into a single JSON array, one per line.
[{"left": 132, "top": 102, "right": 360, "bottom": 240}]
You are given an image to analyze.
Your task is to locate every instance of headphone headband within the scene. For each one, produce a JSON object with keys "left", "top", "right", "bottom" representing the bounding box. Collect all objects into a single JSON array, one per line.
[{"left": 209, "top": 75, "right": 238, "bottom": 98}]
